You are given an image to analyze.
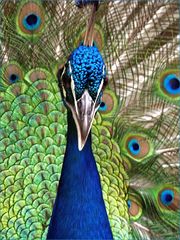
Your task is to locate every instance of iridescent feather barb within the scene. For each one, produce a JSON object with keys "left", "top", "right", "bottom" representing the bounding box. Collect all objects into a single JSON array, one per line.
[{"left": 0, "top": 0, "right": 180, "bottom": 239}]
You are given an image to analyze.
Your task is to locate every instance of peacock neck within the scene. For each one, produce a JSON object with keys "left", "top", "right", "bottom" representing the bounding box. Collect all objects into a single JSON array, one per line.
[{"left": 47, "top": 111, "right": 113, "bottom": 239}]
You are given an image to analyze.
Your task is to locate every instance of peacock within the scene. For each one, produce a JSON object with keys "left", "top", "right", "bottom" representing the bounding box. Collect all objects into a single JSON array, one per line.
[{"left": 0, "top": 0, "right": 179, "bottom": 239}]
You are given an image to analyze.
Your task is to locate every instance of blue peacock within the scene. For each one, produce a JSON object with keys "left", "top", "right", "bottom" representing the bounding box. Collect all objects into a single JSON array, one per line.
[{"left": 0, "top": 0, "right": 179, "bottom": 239}]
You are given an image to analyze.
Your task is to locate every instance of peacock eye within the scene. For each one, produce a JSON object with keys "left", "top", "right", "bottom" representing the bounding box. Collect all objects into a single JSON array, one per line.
[
  {"left": 17, "top": 1, "right": 45, "bottom": 38},
  {"left": 99, "top": 101, "right": 107, "bottom": 111},
  {"left": 163, "top": 74, "right": 180, "bottom": 95},
  {"left": 120, "top": 132, "right": 154, "bottom": 162},
  {"left": 9, "top": 74, "right": 19, "bottom": 83},
  {"left": 23, "top": 13, "right": 41, "bottom": 31},
  {"left": 160, "top": 189, "right": 174, "bottom": 206},
  {"left": 2, "top": 62, "right": 24, "bottom": 85},
  {"left": 154, "top": 68, "right": 180, "bottom": 105},
  {"left": 158, "top": 187, "right": 179, "bottom": 211},
  {"left": 128, "top": 139, "right": 140, "bottom": 156},
  {"left": 98, "top": 89, "right": 118, "bottom": 117},
  {"left": 126, "top": 135, "right": 151, "bottom": 160},
  {"left": 127, "top": 197, "right": 142, "bottom": 221},
  {"left": 127, "top": 199, "right": 131, "bottom": 209}
]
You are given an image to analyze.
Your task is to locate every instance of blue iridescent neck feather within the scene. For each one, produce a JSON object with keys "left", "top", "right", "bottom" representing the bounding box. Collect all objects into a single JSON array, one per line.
[{"left": 47, "top": 112, "right": 113, "bottom": 239}]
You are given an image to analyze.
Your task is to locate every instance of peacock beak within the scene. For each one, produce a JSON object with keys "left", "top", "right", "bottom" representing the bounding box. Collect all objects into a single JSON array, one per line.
[
  {"left": 77, "top": 90, "right": 99, "bottom": 151},
  {"left": 67, "top": 89, "right": 101, "bottom": 151},
  {"left": 62, "top": 62, "right": 104, "bottom": 151}
]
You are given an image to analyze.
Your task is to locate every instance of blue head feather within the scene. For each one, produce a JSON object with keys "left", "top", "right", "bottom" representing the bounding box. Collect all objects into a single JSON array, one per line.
[{"left": 68, "top": 45, "right": 106, "bottom": 100}]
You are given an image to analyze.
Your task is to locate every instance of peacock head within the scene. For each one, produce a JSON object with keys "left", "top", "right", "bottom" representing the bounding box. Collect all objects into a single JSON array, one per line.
[{"left": 57, "top": 44, "right": 107, "bottom": 151}]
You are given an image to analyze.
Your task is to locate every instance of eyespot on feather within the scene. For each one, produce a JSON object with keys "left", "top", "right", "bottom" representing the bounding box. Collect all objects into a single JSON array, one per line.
[
  {"left": 120, "top": 132, "right": 154, "bottom": 162},
  {"left": 158, "top": 187, "right": 179, "bottom": 211},
  {"left": 127, "top": 136, "right": 150, "bottom": 159},
  {"left": 128, "top": 196, "right": 143, "bottom": 221},
  {"left": 16, "top": 0, "right": 45, "bottom": 38},
  {"left": 163, "top": 74, "right": 180, "bottom": 95},
  {"left": 98, "top": 101, "right": 107, "bottom": 111},
  {"left": 127, "top": 139, "right": 141, "bottom": 156},
  {"left": 154, "top": 68, "right": 180, "bottom": 104},
  {"left": 98, "top": 89, "right": 118, "bottom": 117},
  {"left": 1, "top": 62, "right": 24, "bottom": 85}
]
